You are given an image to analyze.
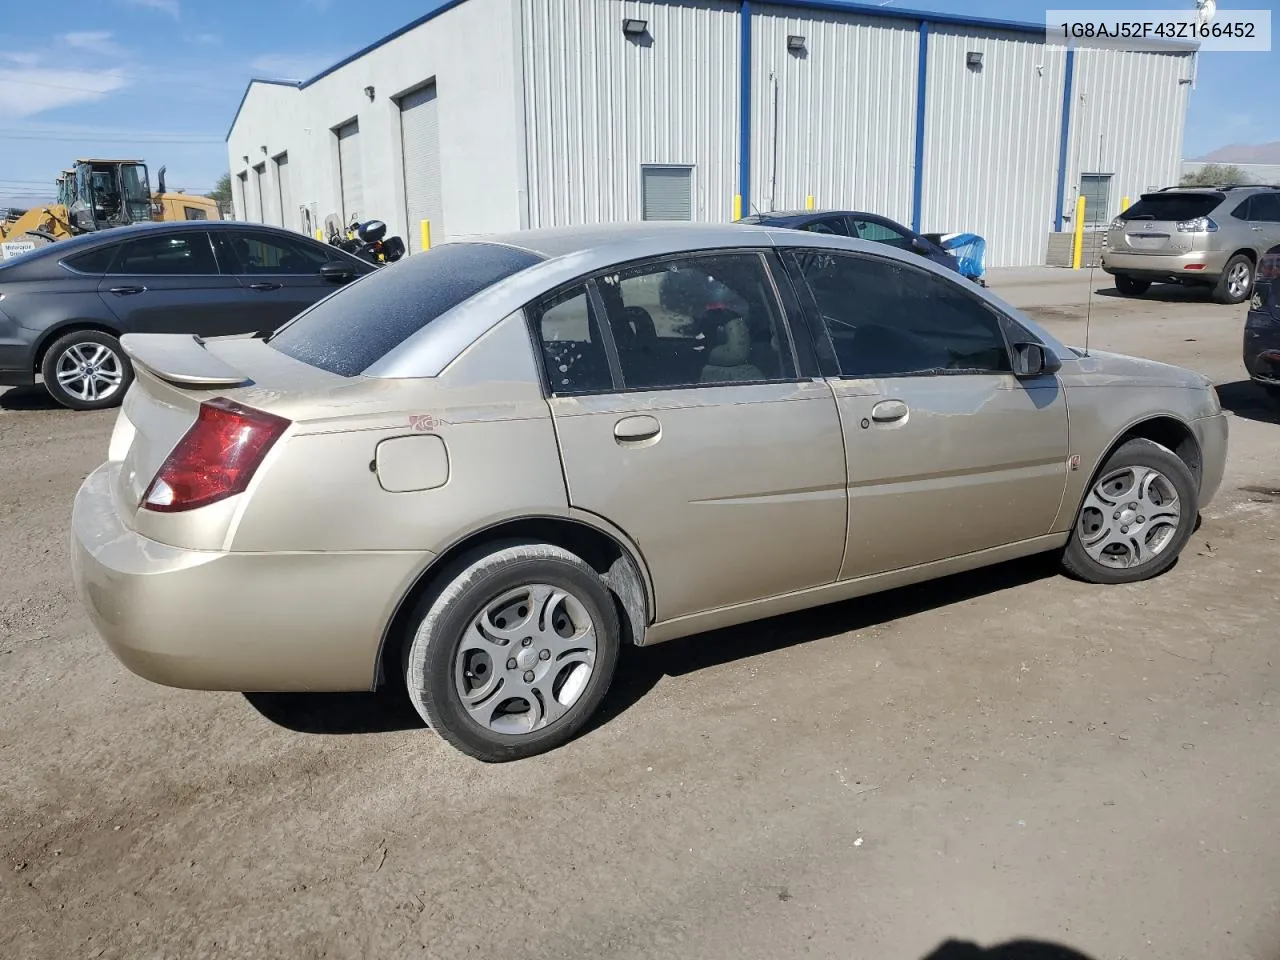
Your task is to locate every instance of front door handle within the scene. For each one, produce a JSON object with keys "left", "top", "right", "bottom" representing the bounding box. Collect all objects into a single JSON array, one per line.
[
  {"left": 107, "top": 285, "right": 146, "bottom": 295},
  {"left": 613, "top": 415, "right": 661, "bottom": 444},
  {"left": 870, "top": 399, "right": 909, "bottom": 423},
  {"left": 248, "top": 281, "right": 282, "bottom": 291}
]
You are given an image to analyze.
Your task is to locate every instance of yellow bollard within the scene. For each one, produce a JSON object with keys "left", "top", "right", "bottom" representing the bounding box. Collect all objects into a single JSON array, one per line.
[
  {"left": 314, "top": 229, "right": 323, "bottom": 242},
  {"left": 1072, "top": 194, "right": 1086, "bottom": 270},
  {"left": 805, "top": 195, "right": 815, "bottom": 210},
  {"left": 732, "top": 194, "right": 742, "bottom": 221},
  {"left": 1121, "top": 195, "right": 1130, "bottom": 214},
  {"left": 420, "top": 219, "right": 431, "bottom": 252}
]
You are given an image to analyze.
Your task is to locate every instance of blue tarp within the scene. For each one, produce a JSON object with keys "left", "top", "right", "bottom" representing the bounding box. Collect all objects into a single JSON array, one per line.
[{"left": 938, "top": 233, "right": 986, "bottom": 281}]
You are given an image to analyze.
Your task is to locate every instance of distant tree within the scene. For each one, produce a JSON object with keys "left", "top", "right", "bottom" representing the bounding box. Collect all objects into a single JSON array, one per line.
[
  {"left": 208, "top": 172, "right": 232, "bottom": 205},
  {"left": 1181, "top": 163, "right": 1250, "bottom": 187}
]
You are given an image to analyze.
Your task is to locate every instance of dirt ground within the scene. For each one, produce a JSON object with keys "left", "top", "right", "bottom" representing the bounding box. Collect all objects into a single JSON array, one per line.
[{"left": 2, "top": 268, "right": 1278, "bottom": 960}]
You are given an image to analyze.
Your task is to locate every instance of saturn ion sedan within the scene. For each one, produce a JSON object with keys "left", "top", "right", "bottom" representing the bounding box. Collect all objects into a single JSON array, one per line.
[{"left": 71, "top": 223, "right": 1228, "bottom": 762}]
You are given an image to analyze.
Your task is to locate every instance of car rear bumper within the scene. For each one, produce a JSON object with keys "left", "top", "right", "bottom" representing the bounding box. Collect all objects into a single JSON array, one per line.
[
  {"left": 1102, "top": 249, "right": 1226, "bottom": 280},
  {"left": 71, "top": 462, "right": 431, "bottom": 692},
  {"left": 1243, "top": 309, "right": 1280, "bottom": 383},
  {"left": 1192, "top": 412, "right": 1228, "bottom": 510}
]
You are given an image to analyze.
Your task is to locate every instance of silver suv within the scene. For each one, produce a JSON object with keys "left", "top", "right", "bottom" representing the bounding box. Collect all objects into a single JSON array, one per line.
[{"left": 1103, "top": 185, "right": 1280, "bottom": 304}]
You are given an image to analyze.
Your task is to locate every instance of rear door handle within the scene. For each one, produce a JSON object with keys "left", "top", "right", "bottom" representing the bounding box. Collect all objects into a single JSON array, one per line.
[
  {"left": 108, "top": 285, "right": 146, "bottom": 295},
  {"left": 248, "top": 281, "right": 282, "bottom": 291},
  {"left": 613, "top": 415, "right": 661, "bottom": 444},
  {"left": 870, "top": 399, "right": 909, "bottom": 423}
]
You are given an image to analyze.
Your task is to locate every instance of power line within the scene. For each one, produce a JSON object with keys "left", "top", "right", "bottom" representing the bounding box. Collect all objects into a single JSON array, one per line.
[
  {"left": 2, "top": 72, "right": 247, "bottom": 97},
  {"left": 0, "top": 131, "right": 223, "bottom": 143}
]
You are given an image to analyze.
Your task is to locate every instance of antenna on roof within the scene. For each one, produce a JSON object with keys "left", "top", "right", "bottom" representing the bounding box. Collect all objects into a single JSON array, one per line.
[{"left": 1083, "top": 132, "right": 1105, "bottom": 357}]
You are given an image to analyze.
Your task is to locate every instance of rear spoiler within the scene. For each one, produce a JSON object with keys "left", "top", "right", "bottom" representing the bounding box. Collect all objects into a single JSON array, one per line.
[{"left": 119, "top": 333, "right": 251, "bottom": 388}]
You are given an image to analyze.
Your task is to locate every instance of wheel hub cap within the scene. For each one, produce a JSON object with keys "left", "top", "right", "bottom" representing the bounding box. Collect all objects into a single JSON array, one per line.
[
  {"left": 453, "top": 583, "right": 598, "bottom": 736},
  {"left": 1077, "top": 465, "right": 1181, "bottom": 569}
]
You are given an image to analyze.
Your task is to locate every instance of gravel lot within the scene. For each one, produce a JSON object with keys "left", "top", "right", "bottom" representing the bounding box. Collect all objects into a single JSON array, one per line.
[{"left": 2, "top": 268, "right": 1278, "bottom": 960}]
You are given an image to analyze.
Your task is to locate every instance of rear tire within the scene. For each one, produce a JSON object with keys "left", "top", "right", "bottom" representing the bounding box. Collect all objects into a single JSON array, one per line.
[
  {"left": 39, "top": 330, "right": 132, "bottom": 411},
  {"left": 403, "top": 542, "right": 621, "bottom": 762},
  {"left": 1062, "top": 438, "right": 1197, "bottom": 585},
  {"left": 1213, "top": 254, "right": 1254, "bottom": 305},
  {"left": 1113, "top": 275, "right": 1150, "bottom": 296}
]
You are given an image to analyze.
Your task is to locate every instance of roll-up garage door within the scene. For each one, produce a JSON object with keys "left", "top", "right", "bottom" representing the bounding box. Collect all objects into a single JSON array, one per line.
[
  {"left": 399, "top": 83, "right": 442, "bottom": 252},
  {"left": 641, "top": 166, "right": 693, "bottom": 221},
  {"left": 336, "top": 120, "right": 363, "bottom": 223},
  {"left": 253, "top": 163, "right": 273, "bottom": 225},
  {"left": 274, "top": 153, "right": 292, "bottom": 230},
  {"left": 253, "top": 166, "right": 268, "bottom": 226}
]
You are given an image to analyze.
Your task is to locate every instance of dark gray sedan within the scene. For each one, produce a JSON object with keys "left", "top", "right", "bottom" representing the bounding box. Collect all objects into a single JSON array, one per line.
[
  {"left": 0, "top": 221, "right": 373, "bottom": 409},
  {"left": 738, "top": 210, "right": 962, "bottom": 275}
]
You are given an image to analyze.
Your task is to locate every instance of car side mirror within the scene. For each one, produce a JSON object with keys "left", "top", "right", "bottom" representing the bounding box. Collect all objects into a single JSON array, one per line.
[
  {"left": 320, "top": 261, "right": 355, "bottom": 283},
  {"left": 1011, "top": 342, "right": 1061, "bottom": 378}
]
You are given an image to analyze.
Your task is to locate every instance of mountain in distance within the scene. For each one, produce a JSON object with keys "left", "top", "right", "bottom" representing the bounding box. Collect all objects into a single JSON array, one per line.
[{"left": 1197, "top": 142, "right": 1280, "bottom": 164}]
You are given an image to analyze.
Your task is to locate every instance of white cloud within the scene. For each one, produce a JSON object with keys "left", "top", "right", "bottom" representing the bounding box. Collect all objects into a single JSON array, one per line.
[
  {"left": 3, "top": 52, "right": 41, "bottom": 67},
  {"left": 191, "top": 32, "right": 220, "bottom": 45},
  {"left": 120, "top": 0, "right": 180, "bottom": 18},
  {"left": 61, "top": 31, "right": 126, "bottom": 57},
  {"left": 0, "top": 68, "right": 129, "bottom": 121},
  {"left": 250, "top": 53, "right": 334, "bottom": 81}
]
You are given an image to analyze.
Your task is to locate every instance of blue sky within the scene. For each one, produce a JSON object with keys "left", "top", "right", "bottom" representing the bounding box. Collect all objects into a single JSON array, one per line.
[{"left": 0, "top": 0, "right": 1274, "bottom": 206}]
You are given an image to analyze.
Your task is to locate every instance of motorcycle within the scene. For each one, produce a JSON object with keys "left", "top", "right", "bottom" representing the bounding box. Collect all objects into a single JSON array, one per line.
[{"left": 326, "top": 213, "right": 406, "bottom": 266}]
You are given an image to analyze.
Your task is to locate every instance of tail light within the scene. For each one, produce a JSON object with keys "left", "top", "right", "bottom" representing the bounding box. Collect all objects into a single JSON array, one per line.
[
  {"left": 1257, "top": 252, "right": 1280, "bottom": 282},
  {"left": 142, "top": 398, "right": 290, "bottom": 513},
  {"left": 1176, "top": 216, "right": 1218, "bottom": 233}
]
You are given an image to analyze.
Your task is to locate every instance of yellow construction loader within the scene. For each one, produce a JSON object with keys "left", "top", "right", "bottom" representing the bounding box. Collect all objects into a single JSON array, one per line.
[{"left": 1, "top": 159, "right": 219, "bottom": 258}]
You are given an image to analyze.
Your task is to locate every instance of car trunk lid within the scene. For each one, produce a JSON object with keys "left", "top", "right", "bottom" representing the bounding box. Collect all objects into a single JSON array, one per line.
[{"left": 111, "top": 333, "right": 365, "bottom": 512}]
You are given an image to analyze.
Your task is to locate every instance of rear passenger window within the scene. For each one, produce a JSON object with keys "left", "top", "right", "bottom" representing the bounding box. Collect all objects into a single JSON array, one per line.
[
  {"left": 1251, "top": 194, "right": 1280, "bottom": 222},
  {"left": 528, "top": 287, "right": 614, "bottom": 396},
  {"left": 63, "top": 244, "right": 119, "bottom": 275},
  {"left": 792, "top": 250, "right": 1010, "bottom": 377},
  {"left": 594, "top": 253, "right": 794, "bottom": 390},
  {"left": 112, "top": 234, "right": 218, "bottom": 276}
]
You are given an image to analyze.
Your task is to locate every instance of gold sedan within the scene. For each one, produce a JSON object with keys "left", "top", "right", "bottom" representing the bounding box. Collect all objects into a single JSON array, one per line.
[{"left": 71, "top": 223, "right": 1228, "bottom": 761}]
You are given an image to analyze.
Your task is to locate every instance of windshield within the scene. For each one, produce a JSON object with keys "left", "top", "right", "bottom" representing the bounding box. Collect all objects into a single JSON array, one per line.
[
  {"left": 1122, "top": 193, "right": 1222, "bottom": 221},
  {"left": 268, "top": 241, "right": 544, "bottom": 376}
]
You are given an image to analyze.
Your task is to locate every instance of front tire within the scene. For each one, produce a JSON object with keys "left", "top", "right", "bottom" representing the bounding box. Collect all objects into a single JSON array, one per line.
[
  {"left": 403, "top": 542, "right": 621, "bottom": 762},
  {"left": 1214, "top": 254, "right": 1254, "bottom": 305},
  {"left": 1113, "top": 275, "right": 1151, "bottom": 297},
  {"left": 40, "top": 330, "right": 132, "bottom": 410},
  {"left": 1062, "top": 438, "right": 1197, "bottom": 585}
]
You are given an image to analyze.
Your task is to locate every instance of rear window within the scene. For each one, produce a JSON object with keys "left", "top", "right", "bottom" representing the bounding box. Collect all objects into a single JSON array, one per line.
[
  {"left": 268, "top": 242, "right": 543, "bottom": 376},
  {"left": 1122, "top": 193, "right": 1223, "bottom": 221}
]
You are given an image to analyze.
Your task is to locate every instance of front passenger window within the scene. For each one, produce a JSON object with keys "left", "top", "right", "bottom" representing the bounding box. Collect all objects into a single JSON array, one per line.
[
  {"left": 228, "top": 232, "right": 331, "bottom": 275},
  {"left": 792, "top": 251, "right": 1010, "bottom": 377}
]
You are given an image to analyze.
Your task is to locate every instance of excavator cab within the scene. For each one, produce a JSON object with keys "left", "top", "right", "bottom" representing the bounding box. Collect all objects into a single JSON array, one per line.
[{"left": 67, "top": 160, "right": 152, "bottom": 232}]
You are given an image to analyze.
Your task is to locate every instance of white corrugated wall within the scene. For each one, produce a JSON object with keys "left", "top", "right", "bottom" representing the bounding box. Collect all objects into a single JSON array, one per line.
[
  {"left": 522, "top": 0, "right": 740, "bottom": 227},
  {"left": 1064, "top": 48, "right": 1192, "bottom": 225},
  {"left": 750, "top": 6, "right": 917, "bottom": 224},
  {"left": 921, "top": 27, "right": 1066, "bottom": 269}
]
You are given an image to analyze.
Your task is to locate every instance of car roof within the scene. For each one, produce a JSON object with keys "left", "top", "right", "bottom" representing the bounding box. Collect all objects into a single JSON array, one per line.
[
  {"left": 368, "top": 222, "right": 1068, "bottom": 379},
  {"left": 476, "top": 221, "right": 777, "bottom": 260}
]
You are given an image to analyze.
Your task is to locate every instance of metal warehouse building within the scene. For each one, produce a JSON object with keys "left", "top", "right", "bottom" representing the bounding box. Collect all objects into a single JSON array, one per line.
[{"left": 226, "top": 0, "right": 1194, "bottom": 267}]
